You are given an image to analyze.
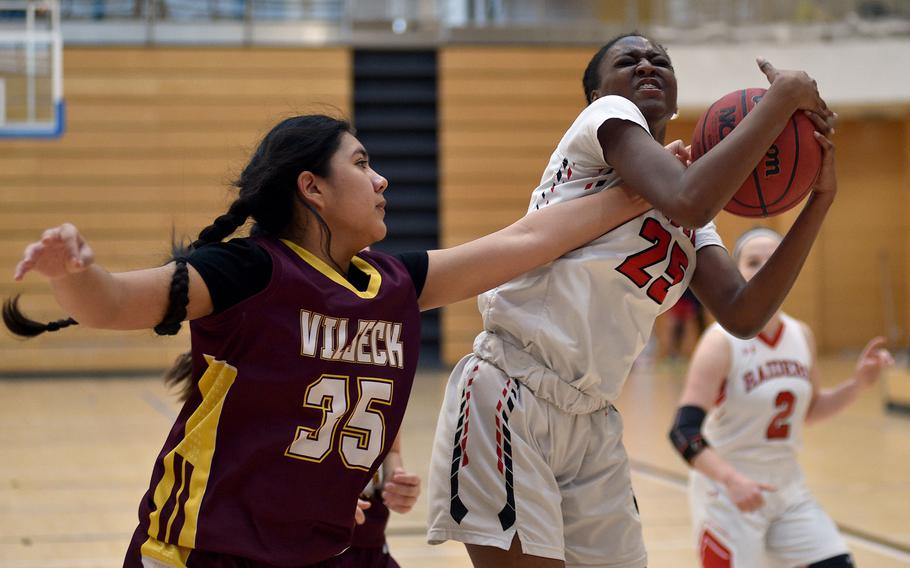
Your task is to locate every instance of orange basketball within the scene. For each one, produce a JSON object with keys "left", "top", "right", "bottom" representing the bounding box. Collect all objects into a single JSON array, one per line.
[{"left": 690, "top": 88, "right": 822, "bottom": 217}]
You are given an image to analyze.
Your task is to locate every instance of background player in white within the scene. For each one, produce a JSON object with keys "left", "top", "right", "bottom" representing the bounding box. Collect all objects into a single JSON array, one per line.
[
  {"left": 427, "top": 33, "right": 837, "bottom": 567},
  {"left": 670, "top": 228, "right": 894, "bottom": 568}
]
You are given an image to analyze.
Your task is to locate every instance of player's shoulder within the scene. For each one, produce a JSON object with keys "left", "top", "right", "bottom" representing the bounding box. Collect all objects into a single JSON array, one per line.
[
  {"left": 779, "top": 312, "right": 807, "bottom": 327},
  {"left": 691, "top": 322, "right": 733, "bottom": 354},
  {"left": 586, "top": 94, "right": 641, "bottom": 114},
  {"left": 187, "top": 236, "right": 272, "bottom": 273},
  {"left": 576, "top": 95, "right": 647, "bottom": 129},
  {"left": 783, "top": 313, "right": 815, "bottom": 347},
  {"left": 688, "top": 323, "right": 735, "bottom": 375},
  {"left": 703, "top": 322, "right": 734, "bottom": 344},
  {"left": 359, "top": 248, "right": 416, "bottom": 274}
]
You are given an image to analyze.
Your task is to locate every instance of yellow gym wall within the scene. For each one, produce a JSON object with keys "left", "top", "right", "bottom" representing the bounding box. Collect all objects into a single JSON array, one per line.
[
  {"left": 0, "top": 47, "right": 351, "bottom": 374},
  {"left": 439, "top": 47, "right": 594, "bottom": 362},
  {"left": 439, "top": 46, "right": 910, "bottom": 365},
  {"left": 1, "top": 46, "right": 906, "bottom": 374}
]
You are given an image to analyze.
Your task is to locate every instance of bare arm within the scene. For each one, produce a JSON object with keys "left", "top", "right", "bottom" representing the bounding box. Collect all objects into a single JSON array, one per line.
[
  {"left": 418, "top": 186, "right": 650, "bottom": 311},
  {"left": 600, "top": 60, "right": 833, "bottom": 227},
  {"left": 14, "top": 223, "right": 214, "bottom": 329},
  {"left": 689, "top": 134, "right": 836, "bottom": 338},
  {"left": 804, "top": 331, "right": 894, "bottom": 424},
  {"left": 677, "top": 328, "right": 776, "bottom": 512}
]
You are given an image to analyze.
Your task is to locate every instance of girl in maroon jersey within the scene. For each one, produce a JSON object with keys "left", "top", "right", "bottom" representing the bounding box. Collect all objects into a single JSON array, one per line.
[{"left": 4, "top": 114, "right": 651, "bottom": 567}]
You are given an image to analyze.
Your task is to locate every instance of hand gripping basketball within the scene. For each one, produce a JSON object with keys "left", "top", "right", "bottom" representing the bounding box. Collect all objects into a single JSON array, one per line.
[
  {"left": 690, "top": 88, "right": 824, "bottom": 217},
  {"left": 757, "top": 57, "right": 835, "bottom": 137}
]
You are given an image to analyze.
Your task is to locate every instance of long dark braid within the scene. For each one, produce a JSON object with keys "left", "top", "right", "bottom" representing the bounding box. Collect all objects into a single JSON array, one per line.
[
  {"left": 154, "top": 197, "right": 256, "bottom": 340},
  {"left": 163, "top": 115, "right": 352, "bottom": 398},
  {"left": 2, "top": 295, "right": 78, "bottom": 336},
  {"left": 161, "top": 197, "right": 255, "bottom": 399},
  {"left": 4, "top": 114, "right": 353, "bottom": 401}
]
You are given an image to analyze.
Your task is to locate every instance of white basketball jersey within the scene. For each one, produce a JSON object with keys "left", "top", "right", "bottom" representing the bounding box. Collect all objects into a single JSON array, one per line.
[
  {"left": 479, "top": 95, "right": 724, "bottom": 404},
  {"left": 703, "top": 313, "right": 813, "bottom": 467}
]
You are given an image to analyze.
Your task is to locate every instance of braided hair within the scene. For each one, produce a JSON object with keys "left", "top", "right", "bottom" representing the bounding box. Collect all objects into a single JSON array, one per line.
[
  {"left": 2, "top": 296, "right": 78, "bottom": 336},
  {"left": 4, "top": 114, "right": 354, "bottom": 399}
]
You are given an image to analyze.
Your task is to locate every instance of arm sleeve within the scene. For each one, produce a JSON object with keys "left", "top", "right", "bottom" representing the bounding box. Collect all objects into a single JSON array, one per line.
[
  {"left": 186, "top": 238, "right": 273, "bottom": 313},
  {"left": 562, "top": 95, "right": 651, "bottom": 168},
  {"left": 394, "top": 251, "right": 428, "bottom": 299},
  {"left": 669, "top": 405, "right": 710, "bottom": 463}
]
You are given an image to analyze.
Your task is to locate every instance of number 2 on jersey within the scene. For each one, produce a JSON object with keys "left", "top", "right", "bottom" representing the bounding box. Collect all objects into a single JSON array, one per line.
[
  {"left": 766, "top": 390, "right": 796, "bottom": 440},
  {"left": 286, "top": 374, "right": 393, "bottom": 471},
  {"left": 615, "top": 217, "right": 690, "bottom": 304}
]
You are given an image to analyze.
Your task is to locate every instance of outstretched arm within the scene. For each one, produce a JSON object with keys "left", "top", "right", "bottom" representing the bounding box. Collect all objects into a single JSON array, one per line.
[
  {"left": 804, "top": 331, "right": 894, "bottom": 424},
  {"left": 13, "top": 223, "right": 214, "bottom": 329},
  {"left": 600, "top": 59, "right": 834, "bottom": 227},
  {"left": 418, "top": 185, "right": 650, "bottom": 311},
  {"left": 689, "top": 133, "right": 836, "bottom": 338},
  {"left": 671, "top": 327, "right": 776, "bottom": 512}
]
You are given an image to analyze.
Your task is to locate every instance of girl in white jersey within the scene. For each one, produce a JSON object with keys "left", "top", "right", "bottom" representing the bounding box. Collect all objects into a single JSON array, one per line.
[
  {"left": 671, "top": 229, "right": 894, "bottom": 568},
  {"left": 428, "top": 33, "right": 838, "bottom": 568}
]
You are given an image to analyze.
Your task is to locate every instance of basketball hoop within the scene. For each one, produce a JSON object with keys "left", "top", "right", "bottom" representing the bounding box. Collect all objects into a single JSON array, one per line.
[{"left": 0, "top": 0, "right": 64, "bottom": 138}]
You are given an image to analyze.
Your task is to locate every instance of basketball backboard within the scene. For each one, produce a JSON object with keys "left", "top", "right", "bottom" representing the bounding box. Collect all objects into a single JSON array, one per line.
[{"left": 0, "top": 0, "right": 63, "bottom": 138}]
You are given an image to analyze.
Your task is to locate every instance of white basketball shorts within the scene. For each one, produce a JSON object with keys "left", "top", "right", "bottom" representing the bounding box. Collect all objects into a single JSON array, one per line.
[
  {"left": 689, "top": 466, "right": 849, "bottom": 568},
  {"left": 427, "top": 349, "right": 647, "bottom": 568}
]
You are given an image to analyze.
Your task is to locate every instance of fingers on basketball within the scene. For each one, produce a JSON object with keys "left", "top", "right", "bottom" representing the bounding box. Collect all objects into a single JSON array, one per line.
[{"left": 756, "top": 57, "right": 776, "bottom": 81}]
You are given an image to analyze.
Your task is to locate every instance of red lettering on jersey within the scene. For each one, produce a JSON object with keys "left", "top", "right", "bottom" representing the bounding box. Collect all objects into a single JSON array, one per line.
[
  {"left": 744, "top": 359, "right": 810, "bottom": 392},
  {"left": 743, "top": 371, "right": 756, "bottom": 392},
  {"left": 768, "top": 360, "right": 783, "bottom": 377}
]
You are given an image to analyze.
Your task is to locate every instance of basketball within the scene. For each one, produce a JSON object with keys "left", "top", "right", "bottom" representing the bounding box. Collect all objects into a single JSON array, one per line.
[{"left": 690, "top": 88, "right": 822, "bottom": 217}]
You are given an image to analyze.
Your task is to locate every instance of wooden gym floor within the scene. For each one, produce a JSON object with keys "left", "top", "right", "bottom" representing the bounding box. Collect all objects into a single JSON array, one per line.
[{"left": 1, "top": 357, "right": 908, "bottom": 567}]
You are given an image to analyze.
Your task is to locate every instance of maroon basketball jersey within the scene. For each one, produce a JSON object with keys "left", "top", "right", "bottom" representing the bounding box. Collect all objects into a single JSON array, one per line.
[
  {"left": 128, "top": 236, "right": 421, "bottom": 566},
  {"left": 350, "top": 485, "right": 390, "bottom": 549}
]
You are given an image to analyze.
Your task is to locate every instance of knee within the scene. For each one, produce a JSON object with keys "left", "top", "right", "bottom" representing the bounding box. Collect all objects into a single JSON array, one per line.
[{"left": 808, "top": 553, "right": 855, "bottom": 568}]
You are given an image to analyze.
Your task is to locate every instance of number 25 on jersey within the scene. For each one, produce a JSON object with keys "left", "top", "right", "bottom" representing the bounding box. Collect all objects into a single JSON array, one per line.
[{"left": 616, "top": 217, "right": 691, "bottom": 305}]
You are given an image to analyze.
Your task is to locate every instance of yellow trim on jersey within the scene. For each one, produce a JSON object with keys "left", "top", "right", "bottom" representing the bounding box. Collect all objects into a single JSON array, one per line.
[
  {"left": 281, "top": 239, "right": 381, "bottom": 299},
  {"left": 139, "top": 536, "right": 192, "bottom": 567},
  {"left": 144, "top": 355, "right": 238, "bottom": 554}
]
